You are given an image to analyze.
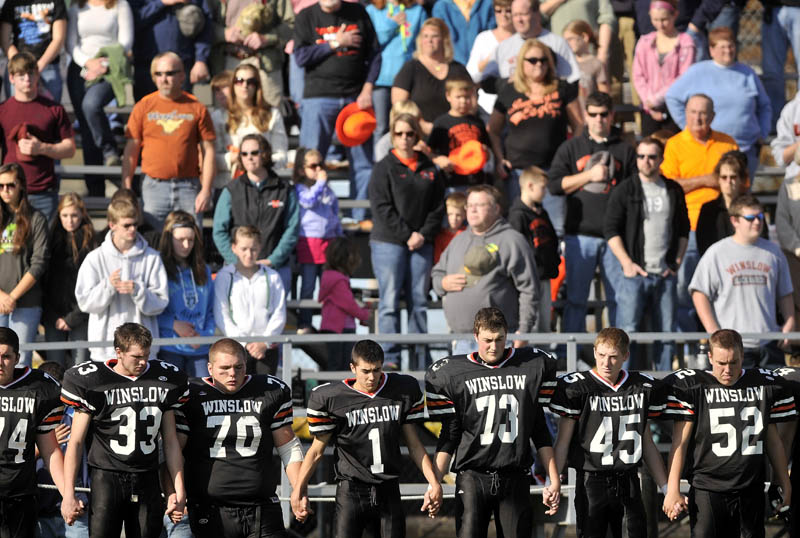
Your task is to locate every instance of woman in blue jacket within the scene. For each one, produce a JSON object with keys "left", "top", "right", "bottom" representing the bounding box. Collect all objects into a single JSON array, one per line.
[{"left": 157, "top": 210, "right": 216, "bottom": 377}]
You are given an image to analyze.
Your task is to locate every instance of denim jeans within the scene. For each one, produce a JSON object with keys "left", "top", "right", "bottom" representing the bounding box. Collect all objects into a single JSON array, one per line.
[
  {"left": 158, "top": 349, "right": 209, "bottom": 378},
  {"left": 452, "top": 337, "right": 478, "bottom": 356},
  {"left": 43, "top": 318, "right": 88, "bottom": 368},
  {"left": 7, "top": 62, "right": 62, "bottom": 103},
  {"left": 687, "top": 27, "right": 708, "bottom": 62},
  {"left": 29, "top": 190, "right": 59, "bottom": 224},
  {"left": 709, "top": 2, "right": 743, "bottom": 36},
  {"left": 289, "top": 54, "right": 304, "bottom": 111},
  {"left": 141, "top": 175, "right": 200, "bottom": 230},
  {"left": 616, "top": 272, "right": 677, "bottom": 370},
  {"left": 64, "top": 514, "right": 89, "bottom": 538},
  {"left": 762, "top": 6, "right": 800, "bottom": 128},
  {"left": 562, "top": 234, "right": 622, "bottom": 332},
  {"left": 0, "top": 307, "right": 42, "bottom": 366},
  {"left": 299, "top": 96, "right": 374, "bottom": 221},
  {"left": 676, "top": 231, "right": 699, "bottom": 333},
  {"left": 297, "top": 262, "right": 322, "bottom": 328},
  {"left": 162, "top": 514, "right": 192, "bottom": 538},
  {"left": 370, "top": 240, "right": 432, "bottom": 367},
  {"left": 743, "top": 144, "right": 759, "bottom": 185},
  {"left": 372, "top": 86, "right": 391, "bottom": 148}
]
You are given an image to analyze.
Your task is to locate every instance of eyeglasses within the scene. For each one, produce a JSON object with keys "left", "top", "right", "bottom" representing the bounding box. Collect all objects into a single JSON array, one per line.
[
  {"left": 736, "top": 213, "right": 764, "bottom": 222},
  {"left": 524, "top": 57, "right": 546, "bottom": 65},
  {"left": 0, "top": 182, "right": 17, "bottom": 191},
  {"left": 394, "top": 131, "right": 416, "bottom": 138},
  {"left": 235, "top": 77, "right": 259, "bottom": 87},
  {"left": 241, "top": 150, "right": 261, "bottom": 157},
  {"left": 119, "top": 222, "right": 137, "bottom": 229},
  {"left": 305, "top": 162, "right": 323, "bottom": 170},
  {"left": 636, "top": 154, "right": 659, "bottom": 160},
  {"left": 587, "top": 111, "right": 610, "bottom": 118},
  {"left": 154, "top": 70, "right": 180, "bottom": 77}
]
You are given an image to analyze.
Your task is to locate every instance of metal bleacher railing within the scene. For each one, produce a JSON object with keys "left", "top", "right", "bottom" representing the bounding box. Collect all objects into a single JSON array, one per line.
[{"left": 28, "top": 330, "right": 796, "bottom": 535}]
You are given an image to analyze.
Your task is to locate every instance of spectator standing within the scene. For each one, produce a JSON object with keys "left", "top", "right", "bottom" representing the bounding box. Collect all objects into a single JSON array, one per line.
[
  {"left": 696, "top": 150, "right": 765, "bottom": 255},
  {"left": 213, "top": 134, "right": 299, "bottom": 293},
  {"left": 0, "top": 0, "right": 66, "bottom": 101},
  {"left": 0, "top": 163, "right": 50, "bottom": 367},
  {"left": 540, "top": 0, "right": 615, "bottom": 69},
  {"left": 660, "top": 94, "right": 737, "bottom": 334},
  {"left": 761, "top": 0, "right": 800, "bottom": 129},
  {"left": 562, "top": 20, "right": 611, "bottom": 109},
  {"left": 770, "top": 91, "right": 800, "bottom": 180},
  {"left": 0, "top": 52, "right": 76, "bottom": 223},
  {"left": 548, "top": 91, "right": 635, "bottom": 330},
  {"left": 294, "top": 0, "right": 379, "bottom": 222},
  {"left": 433, "top": 0, "right": 495, "bottom": 65},
  {"left": 122, "top": 51, "right": 216, "bottom": 231},
  {"left": 214, "top": 62, "right": 289, "bottom": 179},
  {"left": 391, "top": 18, "right": 471, "bottom": 134},
  {"left": 691, "top": 194, "right": 794, "bottom": 367},
  {"left": 129, "top": 0, "right": 213, "bottom": 99},
  {"left": 604, "top": 137, "right": 689, "bottom": 369},
  {"left": 65, "top": 0, "right": 134, "bottom": 195},
  {"left": 488, "top": 39, "right": 582, "bottom": 206},
  {"left": 777, "top": 172, "right": 800, "bottom": 350},
  {"left": 508, "top": 166, "right": 560, "bottom": 333},
  {"left": 318, "top": 236, "right": 371, "bottom": 370},
  {"left": 634, "top": 0, "right": 724, "bottom": 61},
  {"left": 632, "top": 0, "right": 695, "bottom": 136},
  {"left": 366, "top": 0, "right": 427, "bottom": 141},
  {"left": 74, "top": 199, "right": 169, "bottom": 361},
  {"left": 466, "top": 0, "right": 514, "bottom": 117},
  {"left": 213, "top": 225, "right": 287, "bottom": 375},
  {"left": 293, "top": 148, "right": 342, "bottom": 333},
  {"left": 369, "top": 113, "right": 445, "bottom": 369},
  {"left": 432, "top": 184, "right": 539, "bottom": 354},
  {"left": 42, "top": 193, "right": 97, "bottom": 369},
  {"left": 157, "top": 210, "right": 216, "bottom": 377},
  {"left": 434, "top": 191, "right": 467, "bottom": 264},
  {"left": 665, "top": 27, "right": 770, "bottom": 181}
]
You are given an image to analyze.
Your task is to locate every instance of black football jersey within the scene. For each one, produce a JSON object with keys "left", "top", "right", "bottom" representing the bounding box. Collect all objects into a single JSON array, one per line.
[
  {"left": 0, "top": 367, "right": 63, "bottom": 498},
  {"left": 61, "top": 359, "right": 189, "bottom": 473},
  {"left": 176, "top": 375, "right": 293, "bottom": 505},
  {"left": 425, "top": 347, "right": 557, "bottom": 473},
  {"left": 549, "top": 369, "right": 666, "bottom": 472},
  {"left": 663, "top": 368, "right": 796, "bottom": 492},
  {"left": 771, "top": 366, "right": 800, "bottom": 465},
  {"left": 307, "top": 373, "right": 425, "bottom": 484}
]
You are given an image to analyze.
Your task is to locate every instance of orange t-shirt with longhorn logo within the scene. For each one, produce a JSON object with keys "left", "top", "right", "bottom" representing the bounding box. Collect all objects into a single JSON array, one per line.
[{"left": 125, "top": 91, "right": 216, "bottom": 180}]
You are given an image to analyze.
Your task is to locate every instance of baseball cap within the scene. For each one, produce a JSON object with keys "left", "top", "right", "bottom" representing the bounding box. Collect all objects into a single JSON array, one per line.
[{"left": 463, "top": 243, "right": 499, "bottom": 286}]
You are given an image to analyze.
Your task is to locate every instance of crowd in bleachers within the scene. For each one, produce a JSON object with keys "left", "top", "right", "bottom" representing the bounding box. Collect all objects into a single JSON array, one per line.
[{"left": 2, "top": 0, "right": 800, "bottom": 380}]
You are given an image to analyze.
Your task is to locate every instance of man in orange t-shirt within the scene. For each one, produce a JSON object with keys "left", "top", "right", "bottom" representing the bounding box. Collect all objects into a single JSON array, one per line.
[
  {"left": 660, "top": 94, "right": 737, "bottom": 334},
  {"left": 122, "top": 51, "right": 216, "bottom": 229}
]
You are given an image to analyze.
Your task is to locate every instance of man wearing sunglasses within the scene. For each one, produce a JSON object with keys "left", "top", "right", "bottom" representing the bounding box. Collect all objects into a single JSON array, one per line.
[{"left": 690, "top": 194, "right": 795, "bottom": 368}]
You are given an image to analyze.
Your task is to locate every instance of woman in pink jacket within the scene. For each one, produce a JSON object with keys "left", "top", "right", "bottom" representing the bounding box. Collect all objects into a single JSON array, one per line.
[
  {"left": 318, "top": 237, "right": 372, "bottom": 371},
  {"left": 632, "top": 0, "right": 696, "bottom": 136}
]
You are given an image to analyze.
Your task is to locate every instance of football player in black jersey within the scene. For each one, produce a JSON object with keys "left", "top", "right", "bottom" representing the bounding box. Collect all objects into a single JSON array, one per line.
[
  {"left": 550, "top": 328, "right": 668, "bottom": 538},
  {"left": 662, "top": 329, "right": 795, "bottom": 537},
  {"left": 174, "top": 338, "right": 304, "bottom": 537},
  {"left": 772, "top": 364, "right": 800, "bottom": 536},
  {"left": 60, "top": 323, "right": 189, "bottom": 538},
  {"left": 291, "top": 339, "right": 443, "bottom": 537},
  {"left": 425, "top": 307, "right": 560, "bottom": 538},
  {"left": 0, "top": 327, "right": 70, "bottom": 537}
]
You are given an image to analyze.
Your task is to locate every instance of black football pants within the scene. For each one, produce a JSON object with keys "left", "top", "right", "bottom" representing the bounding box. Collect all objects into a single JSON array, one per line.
[
  {"left": 333, "top": 479, "right": 404, "bottom": 538},
  {"left": 574, "top": 469, "right": 647, "bottom": 538},
  {"left": 455, "top": 469, "right": 532, "bottom": 538},
  {"left": 0, "top": 494, "right": 37, "bottom": 538},
  {"left": 188, "top": 500, "right": 287, "bottom": 538},
  {"left": 89, "top": 467, "right": 165, "bottom": 538},
  {"left": 689, "top": 482, "right": 765, "bottom": 538}
]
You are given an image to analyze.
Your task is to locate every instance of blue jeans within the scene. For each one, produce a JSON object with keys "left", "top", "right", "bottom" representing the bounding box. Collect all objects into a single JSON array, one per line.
[
  {"left": 29, "top": 190, "right": 59, "bottom": 224},
  {"left": 162, "top": 514, "right": 192, "bottom": 538},
  {"left": 452, "top": 337, "right": 478, "bottom": 356},
  {"left": 7, "top": 62, "right": 62, "bottom": 103},
  {"left": 158, "top": 349, "right": 209, "bottom": 378},
  {"left": 298, "top": 262, "right": 322, "bottom": 328},
  {"left": 275, "top": 264, "right": 291, "bottom": 299},
  {"left": 687, "top": 27, "right": 708, "bottom": 62},
  {"left": 372, "top": 86, "right": 391, "bottom": 148},
  {"left": 289, "top": 54, "right": 304, "bottom": 111},
  {"left": 562, "top": 234, "right": 622, "bottom": 332},
  {"left": 141, "top": 175, "right": 200, "bottom": 230},
  {"left": 37, "top": 513, "right": 89, "bottom": 538},
  {"left": 762, "top": 6, "right": 800, "bottom": 128},
  {"left": 43, "top": 318, "right": 88, "bottom": 368},
  {"left": 370, "top": 240, "right": 432, "bottom": 367},
  {"left": 299, "top": 96, "right": 374, "bottom": 221},
  {"left": 743, "top": 144, "right": 760, "bottom": 184},
  {"left": 65, "top": 514, "right": 89, "bottom": 538},
  {"left": 676, "top": 231, "right": 699, "bottom": 333},
  {"left": 616, "top": 272, "right": 677, "bottom": 370},
  {"left": 66, "top": 62, "right": 117, "bottom": 176},
  {"left": 0, "top": 307, "right": 43, "bottom": 366},
  {"left": 709, "top": 2, "right": 743, "bottom": 36}
]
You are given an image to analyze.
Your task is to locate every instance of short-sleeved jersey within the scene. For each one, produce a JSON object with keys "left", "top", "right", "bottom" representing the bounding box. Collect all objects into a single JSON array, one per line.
[
  {"left": 663, "top": 368, "right": 796, "bottom": 492},
  {"left": 61, "top": 359, "right": 189, "bottom": 473},
  {"left": 307, "top": 373, "right": 424, "bottom": 484},
  {"left": 0, "top": 367, "right": 63, "bottom": 498},
  {"left": 176, "top": 375, "right": 293, "bottom": 506},
  {"left": 549, "top": 369, "right": 666, "bottom": 472},
  {"left": 425, "top": 347, "right": 557, "bottom": 473}
]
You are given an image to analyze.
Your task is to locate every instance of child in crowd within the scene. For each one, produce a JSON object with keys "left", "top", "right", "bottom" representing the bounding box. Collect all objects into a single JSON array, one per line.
[
  {"left": 293, "top": 148, "right": 342, "bottom": 333},
  {"left": 96, "top": 188, "right": 160, "bottom": 248},
  {"left": 157, "top": 210, "right": 216, "bottom": 377},
  {"left": 75, "top": 198, "right": 169, "bottom": 360},
  {"left": 318, "top": 236, "right": 371, "bottom": 371},
  {"left": 375, "top": 100, "right": 426, "bottom": 162},
  {"left": 42, "top": 193, "right": 97, "bottom": 368},
  {"left": 508, "top": 166, "right": 559, "bottom": 332},
  {"left": 434, "top": 191, "right": 467, "bottom": 265},
  {"left": 428, "top": 77, "right": 491, "bottom": 189},
  {"left": 213, "top": 225, "right": 286, "bottom": 375},
  {"left": 562, "top": 20, "right": 610, "bottom": 109}
]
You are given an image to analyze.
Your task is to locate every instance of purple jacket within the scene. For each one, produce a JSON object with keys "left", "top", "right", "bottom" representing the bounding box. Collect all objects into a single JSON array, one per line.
[
  {"left": 295, "top": 181, "right": 342, "bottom": 239},
  {"left": 632, "top": 31, "right": 695, "bottom": 114},
  {"left": 319, "top": 269, "right": 370, "bottom": 333}
]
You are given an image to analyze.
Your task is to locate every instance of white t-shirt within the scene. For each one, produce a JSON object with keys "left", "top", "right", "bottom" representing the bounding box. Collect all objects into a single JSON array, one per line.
[{"left": 482, "top": 31, "right": 581, "bottom": 82}]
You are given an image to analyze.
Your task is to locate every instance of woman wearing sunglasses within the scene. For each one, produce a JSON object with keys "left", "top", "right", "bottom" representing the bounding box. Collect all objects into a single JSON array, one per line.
[
  {"left": 214, "top": 63, "right": 289, "bottom": 185},
  {"left": 487, "top": 38, "right": 583, "bottom": 203}
]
